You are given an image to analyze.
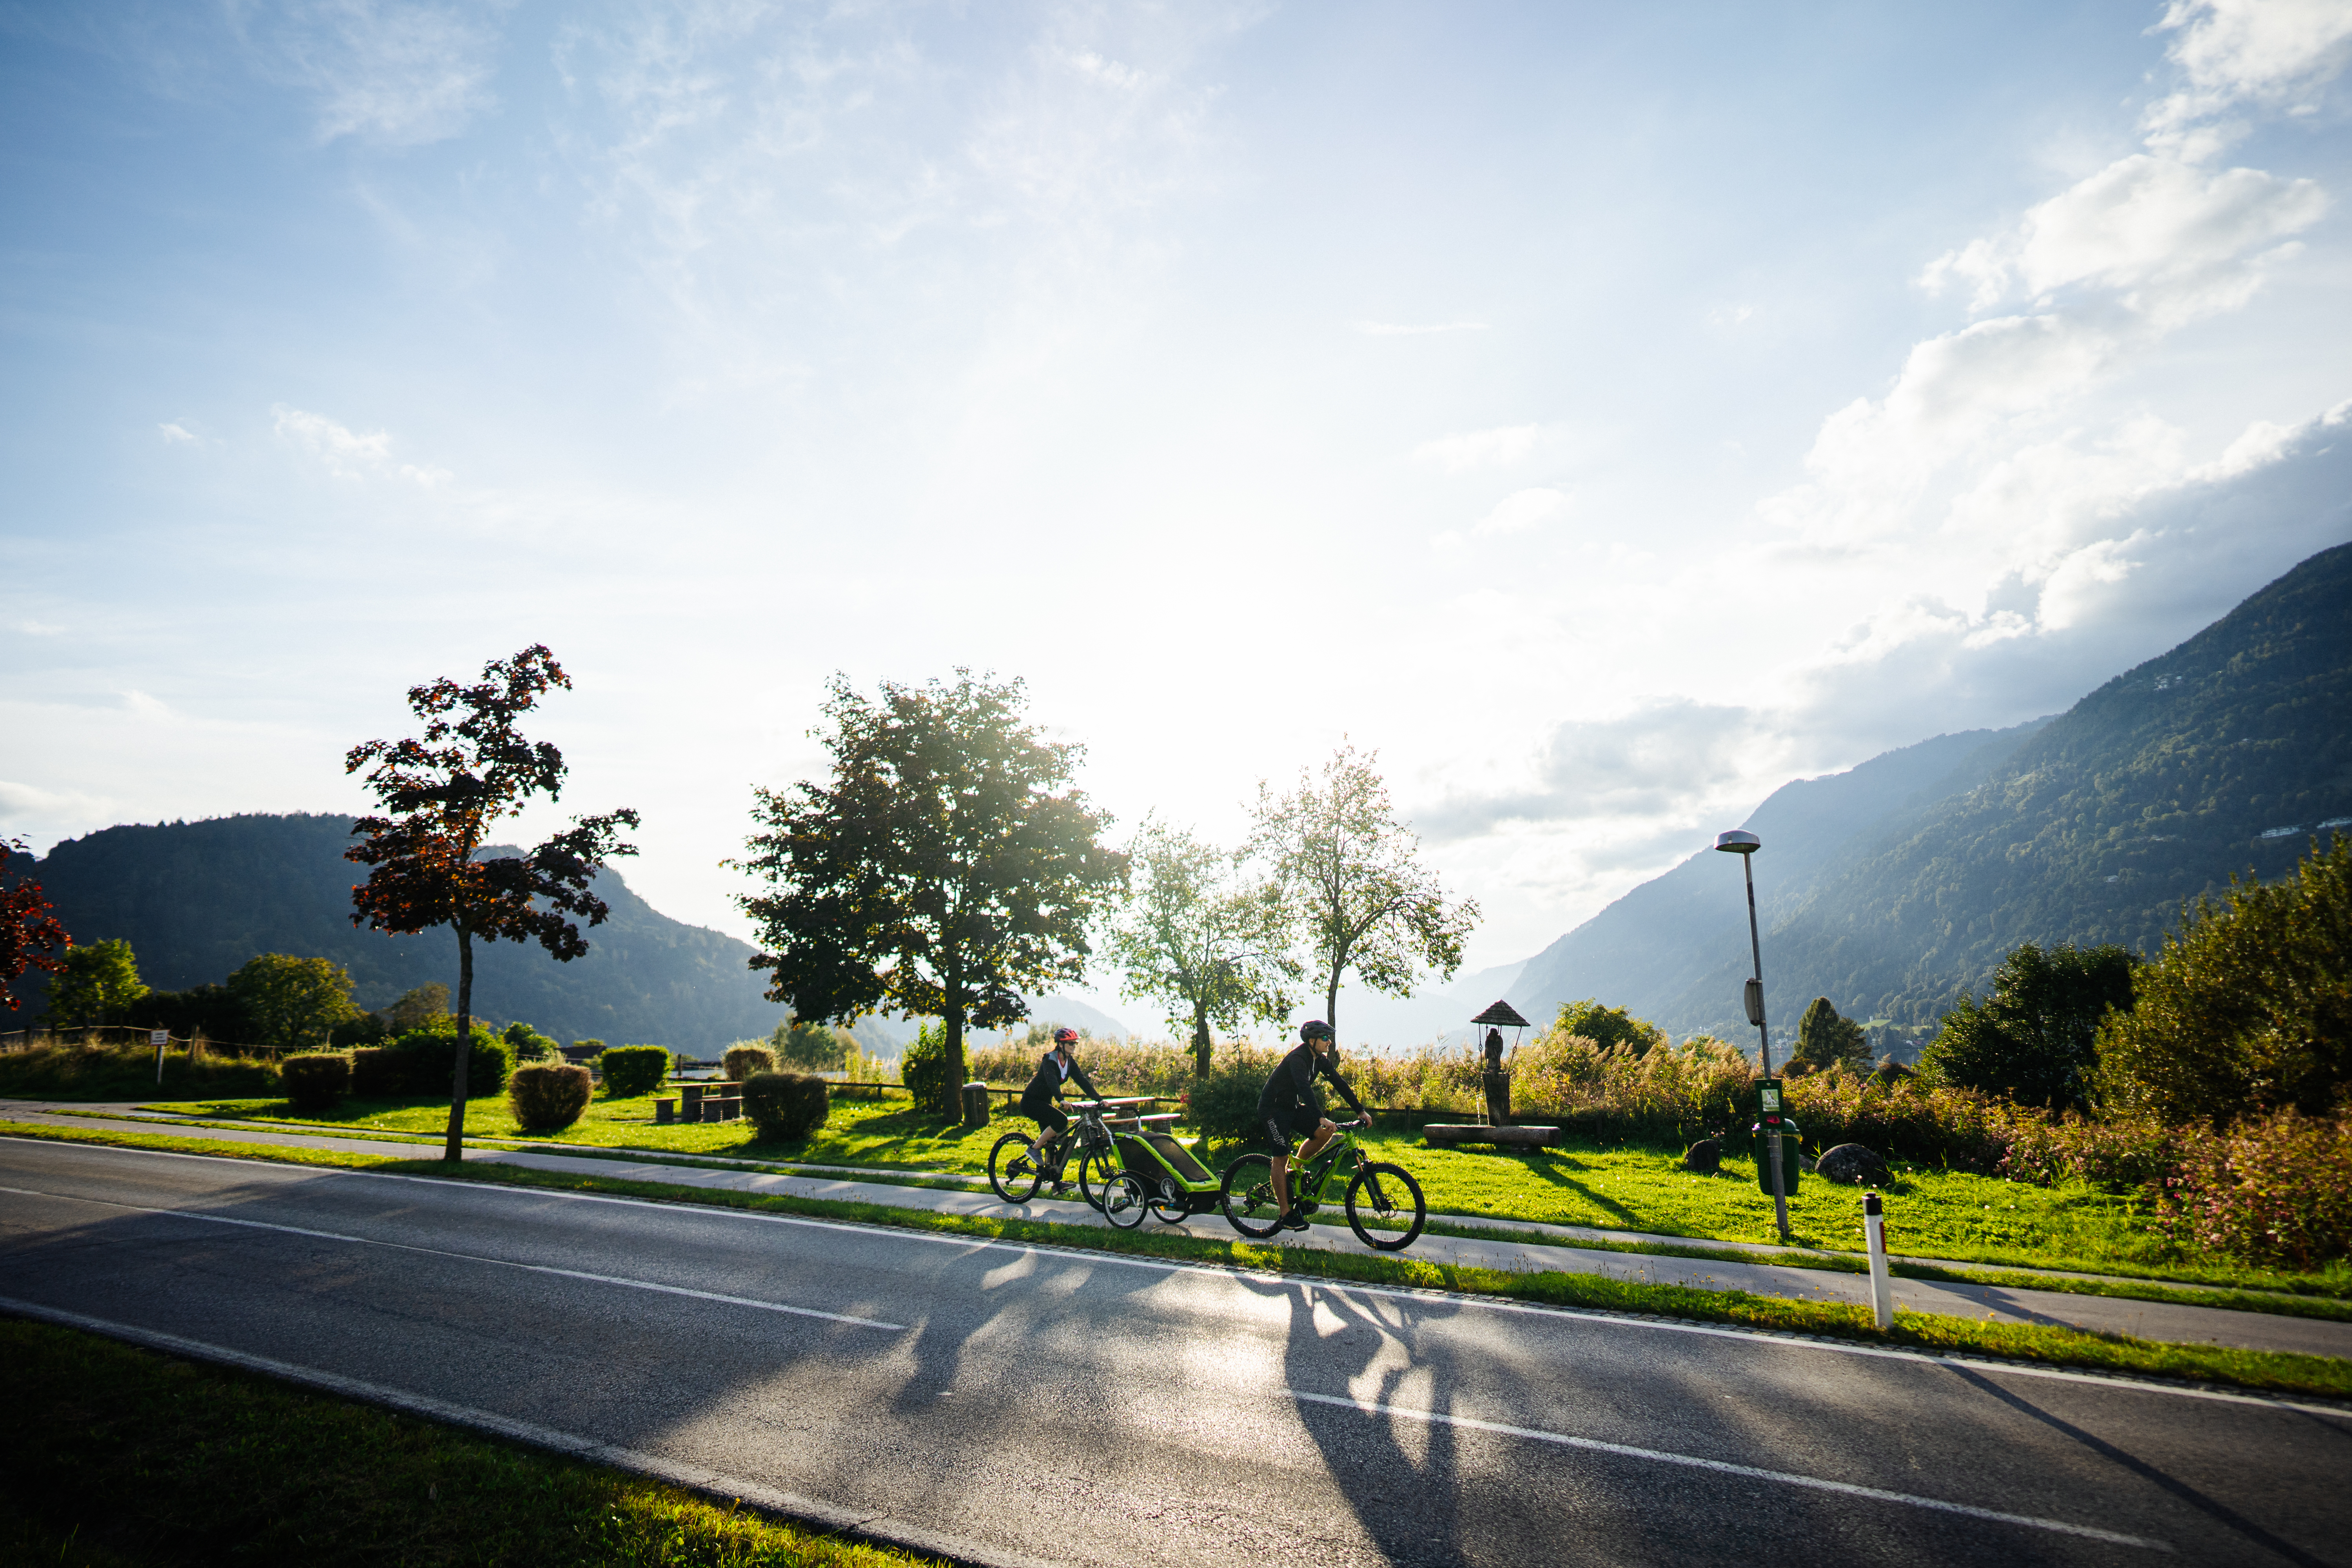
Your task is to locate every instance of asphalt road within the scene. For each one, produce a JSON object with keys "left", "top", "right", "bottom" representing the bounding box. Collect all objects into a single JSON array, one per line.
[{"left": 3, "top": 1138, "right": 2347, "bottom": 1568}]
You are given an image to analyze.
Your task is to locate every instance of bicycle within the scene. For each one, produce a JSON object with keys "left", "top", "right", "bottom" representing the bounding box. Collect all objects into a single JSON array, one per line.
[
  {"left": 987, "top": 1101, "right": 1122, "bottom": 1209},
  {"left": 1218, "top": 1117, "right": 1426, "bottom": 1251}
]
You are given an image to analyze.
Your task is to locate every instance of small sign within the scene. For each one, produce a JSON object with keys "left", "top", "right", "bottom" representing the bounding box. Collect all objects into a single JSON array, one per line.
[
  {"left": 1759, "top": 1080, "right": 1782, "bottom": 1114},
  {"left": 150, "top": 1030, "right": 168, "bottom": 1047}
]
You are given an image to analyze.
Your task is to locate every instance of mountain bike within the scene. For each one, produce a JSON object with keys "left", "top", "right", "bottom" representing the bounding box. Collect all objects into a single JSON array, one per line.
[
  {"left": 1219, "top": 1118, "right": 1426, "bottom": 1251},
  {"left": 987, "top": 1102, "right": 1122, "bottom": 1208}
]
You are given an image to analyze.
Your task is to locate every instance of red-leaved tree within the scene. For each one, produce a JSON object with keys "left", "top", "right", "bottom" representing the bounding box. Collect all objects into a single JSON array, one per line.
[
  {"left": 347, "top": 645, "right": 639, "bottom": 1160},
  {"left": 2, "top": 837, "right": 72, "bottom": 1013}
]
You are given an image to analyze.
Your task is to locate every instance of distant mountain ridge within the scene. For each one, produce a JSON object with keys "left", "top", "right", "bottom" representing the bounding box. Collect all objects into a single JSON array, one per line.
[
  {"left": 1505, "top": 542, "right": 2352, "bottom": 1045},
  {"left": 7, "top": 813, "right": 788, "bottom": 1051}
]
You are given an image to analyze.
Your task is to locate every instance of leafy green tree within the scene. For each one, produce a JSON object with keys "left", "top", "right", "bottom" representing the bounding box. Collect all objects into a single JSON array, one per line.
[
  {"left": 347, "top": 644, "right": 640, "bottom": 1160},
  {"left": 2, "top": 837, "right": 71, "bottom": 1013},
  {"left": 385, "top": 984, "right": 450, "bottom": 1033},
  {"left": 1921, "top": 941, "right": 2138, "bottom": 1110},
  {"left": 1249, "top": 744, "right": 1477, "bottom": 1038},
  {"left": 1103, "top": 816, "right": 1299, "bottom": 1078},
  {"left": 1793, "top": 996, "right": 1870, "bottom": 1074},
  {"left": 1550, "top": 997, "right": 1666, "bottom": 1056},
  {"left": 2097, "top": 835, "right": 2351, "bottom": 1123},
  {"left": 733, "top": 671, "right": 1127, "bottom": 1110},
  {"left": 227, "top": 954, "right": 360, "bottom": 1052},
  {"left": 48, "top": 938, "right": 147, "bottom": 1026},
  {"left": 502, "top": 1021, "right": 562, "bottom": 1062},
  {"left": 770, "top": 1019, "right": 850, "bottom": 1072}
]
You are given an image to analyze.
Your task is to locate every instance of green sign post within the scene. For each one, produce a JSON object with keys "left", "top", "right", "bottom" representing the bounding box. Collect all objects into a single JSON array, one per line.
[{"left": 1717, "top": 829, "right": 1792, "bottom": 1241}]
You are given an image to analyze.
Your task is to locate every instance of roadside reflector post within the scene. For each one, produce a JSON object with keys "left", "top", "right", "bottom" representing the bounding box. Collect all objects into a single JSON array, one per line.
[{"left": 1864, "top": 1190, "right": 1893, "bottom": 1330}]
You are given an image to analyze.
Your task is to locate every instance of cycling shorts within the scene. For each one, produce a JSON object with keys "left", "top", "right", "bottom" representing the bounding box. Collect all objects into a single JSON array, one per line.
[
  {"left": 1022, "top": 1093, "right": 1068, "bottom": 1136},
  {"left": 1263, "top": 1105, "right": 1321, "bottom": 1156}
]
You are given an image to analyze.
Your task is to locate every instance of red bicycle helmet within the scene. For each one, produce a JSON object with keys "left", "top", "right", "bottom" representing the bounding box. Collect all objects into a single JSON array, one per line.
[{"left": 1053, "top": 1027, "right": 1079, "bottom": 1046}]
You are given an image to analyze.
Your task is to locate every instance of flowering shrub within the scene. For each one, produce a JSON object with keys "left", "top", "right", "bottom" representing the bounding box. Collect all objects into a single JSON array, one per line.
[
  {"left": 2158, "top": 1103, "right": 2352, "bottom": 1269},
  {"left": 963, "top": 1037, "right": 1202, "bottom": 1097},
  {"left": 1996, "top": 1109, "right": 2178, "bottom": 1190}
]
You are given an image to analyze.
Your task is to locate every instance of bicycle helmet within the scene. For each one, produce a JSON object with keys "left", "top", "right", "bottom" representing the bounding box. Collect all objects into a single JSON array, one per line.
[
  {"left": 1053, "top": 1027, "right": 1079, "bottom": 1046},
  {"left": 1299, "top": 1020, "right": 1334, "bottom": 1042}
]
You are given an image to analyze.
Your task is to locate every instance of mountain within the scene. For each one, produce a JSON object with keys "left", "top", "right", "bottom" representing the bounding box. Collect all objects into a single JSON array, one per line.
[
  {"left": 7, "top": 813, "right": 788, "bottom": 1051},
  {"left": 1508, "top": 542, "right": 2352, "bottom": 1046}
]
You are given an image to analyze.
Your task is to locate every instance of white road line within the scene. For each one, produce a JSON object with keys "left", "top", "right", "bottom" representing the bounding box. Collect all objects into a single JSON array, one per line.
[
  {"left": 8, "top": 1135, "right": 2345, "bottom": 1420},
  {"left": 1290, "top": 1389, "right": 2174, "bottom": 1551},
  {"left": 0, "top": 1183, "right": 904, "bottom": 1330},
  {"left": 0, "top": 1298, "right": 1057, "bottom": 1568}
]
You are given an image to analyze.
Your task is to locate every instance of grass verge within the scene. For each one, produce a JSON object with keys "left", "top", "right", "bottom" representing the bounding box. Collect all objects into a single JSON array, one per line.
[
  {"left": 0, "top": 1317, "right": 938, "bottom": 1568},
  {"left": 7, "top": 1118, "right": 2347, "bottom": 1402}
]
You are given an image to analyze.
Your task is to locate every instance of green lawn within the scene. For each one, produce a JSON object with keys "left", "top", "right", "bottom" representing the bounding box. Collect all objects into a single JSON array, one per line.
[{"left": 156, "top": 1091, "right": 2349, "bottom": 1296}]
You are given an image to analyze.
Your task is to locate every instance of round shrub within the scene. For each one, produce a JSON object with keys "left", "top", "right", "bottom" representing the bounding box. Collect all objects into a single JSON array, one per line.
[
  {"left": 280, "top": 1052, "right": 352, "bottom": 1114},
  {"left": 1186, "top": 1046, "right": 1279, "bottom": 1143},
  {"left": 598, "top": 1044, "right": 670, "bottom": 1098},
  {"left": 899, "top": 1023, "right": 955, "bottom": 1117},
  {"left": 742, "top": 1070, "right": 829, "bottom": 1141},
  {"left": 508, "top": 1063, "right": 594, "bottom": 1132},
  {"left": 723, "top": 1043, "right": 777, "bottom": 1082}
]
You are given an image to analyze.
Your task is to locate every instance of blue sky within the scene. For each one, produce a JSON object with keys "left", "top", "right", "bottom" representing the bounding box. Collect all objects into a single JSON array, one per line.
[{"left": 5, "top": 0, "right": 2350, "bottom": 1028}]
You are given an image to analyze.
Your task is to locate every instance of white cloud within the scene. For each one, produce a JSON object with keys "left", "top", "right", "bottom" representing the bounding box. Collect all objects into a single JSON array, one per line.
[
  {"left": 1474, "top": 487, "right": 1569, "bottom": 537},
  {"left": 1419, "top": 699, "right": 1775, "bottom": 841},
  {"left": 1353, "top": 320, "right": 1489, "bottom": 336},
  {"left": 158, "top": 422, "right": 196, "bottom": 443},
  {"left": 1412, "top": 423, "right": 1557, "bottom": 471},
  {"left": 243, "top": 0, "right": 505, "bottom": 145},
  {"left": 2145, "top": 0, "right": 2352, "bottom": 142},
  {"left": 272, "top": 404, "right": 450, "bottom": 486}
]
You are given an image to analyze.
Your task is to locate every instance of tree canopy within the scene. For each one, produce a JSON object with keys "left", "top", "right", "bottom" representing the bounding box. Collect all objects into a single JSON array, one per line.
[
  {"left": 1103, "top": 815, "right": 1298, "bottom": 1076},
  {"left": 1920, "top": 940, "right": 2137, "bottom": 1110},
  {"left": 227, "top": 954, "right": 359, "bottom": 1052},
  {"left": 1249, "top": 744, "right": 1477, "bottom": 1038},
  {"left": 2096, "top": 834, "right": 2351, "bottom": 1123},
  {"left": 733, "top": 670, "right": 1126, "bottom": 1112},
  {"left": 347, "top": 644, "right": 639, "bottom": 1158},
  {"left": 49, "top": 938, "right": 146, "bottom": 1027},
  {"left": 1550, "top": 997, "right": 1666, "bottom": 1056},
  {"left": 1793, "top": 996, "right": 1870, "bottom": 1074},
  {"left": 2, "top": 837, "right": 70, "bottom": 1013}
]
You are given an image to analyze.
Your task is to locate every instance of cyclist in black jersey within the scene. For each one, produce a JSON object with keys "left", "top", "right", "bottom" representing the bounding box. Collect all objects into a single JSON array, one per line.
[
  {"left": 1019, "top": 1026, "right": 1101, "bottom": 1170},
  {"left": 1258, "top": 1019, "right": 1367, "bottom": 1229}
]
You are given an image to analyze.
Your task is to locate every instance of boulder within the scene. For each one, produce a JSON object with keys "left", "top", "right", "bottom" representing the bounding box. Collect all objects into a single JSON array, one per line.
[
  {"left": 1681, "top": 1136, "right": 1722, "bottom": 1174},
  {"left": 1816, "top": 1142, "right": 1890, "bottom": 1185}
]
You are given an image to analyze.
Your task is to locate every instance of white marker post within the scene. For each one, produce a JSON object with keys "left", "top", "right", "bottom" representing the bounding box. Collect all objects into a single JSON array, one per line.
[
  {"left": 1864, "top": 1190, "right": 1893, "bottom": 1330},
  {"left": 152, "top": 1029, "right": 169, "bottom": 1084}
]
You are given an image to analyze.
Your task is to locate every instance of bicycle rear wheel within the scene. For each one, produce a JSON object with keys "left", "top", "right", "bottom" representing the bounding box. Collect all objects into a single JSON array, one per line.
[
  {"left": 1219, "top": 1152, "right": 1286, "bottom": 1240},
  {"left": 1345, "top": 1162, "right": 1426, "bottom": 1252},
  {"left": 1078, "top": 1147, "right": 1123, "bottom": 1210},
  {"left": 988, "top": 1132, "right": 1043, "bottom": 1204}
]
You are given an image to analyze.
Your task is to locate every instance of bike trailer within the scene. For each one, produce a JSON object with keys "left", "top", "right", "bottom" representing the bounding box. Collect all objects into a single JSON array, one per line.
[{"left": 1113, "top": 1129, "right": 1221, "bottom": 1216}]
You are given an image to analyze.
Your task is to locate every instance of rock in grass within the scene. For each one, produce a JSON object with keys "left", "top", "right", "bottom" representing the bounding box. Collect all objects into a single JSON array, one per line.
[
  {"left": 1681, "top": 1136, "right": 1722, "bottom": 1174},
  {"left": 1817, "top": 1142, "right": 1889, "bottom": 1185}
]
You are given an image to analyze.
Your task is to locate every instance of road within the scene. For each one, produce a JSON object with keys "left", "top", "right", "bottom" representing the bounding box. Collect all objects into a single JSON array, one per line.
[{"left": 2, "top": 1137, "right": 2347, "bottom": 1568}]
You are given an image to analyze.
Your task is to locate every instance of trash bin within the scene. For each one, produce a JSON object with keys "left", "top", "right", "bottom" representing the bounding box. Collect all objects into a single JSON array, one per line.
[
  {"left": 960, "top": 1080, "right": 993, "bottom": 1129},
  {"left": 1751, "top": 1115, "right": 1802, "bottom": 1196}
]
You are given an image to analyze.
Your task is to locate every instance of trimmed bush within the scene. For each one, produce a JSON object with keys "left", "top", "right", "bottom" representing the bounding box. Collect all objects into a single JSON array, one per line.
[
  {"left": 279, "top": 1052, "right": 351, "bottom": 1114},
  {"left": 388, "top": 1024, "right": 512, "bottom": 1098},
  {"left": 742, "top": 1070, "right": 829, "bottom": 1140},
  {"left": 722, "top": 1044, "right": 777, "bottom": 1082},
  {"left": 508, "top": 1063, "right": 594, "bottom": 1131},
  {"left": 598, "top": 1045, "right": 669, "bottom": 1098},
  {"left": 329, "top": 1013, "right": 388, "bottom": 1049},
  {"left": 349, "top": 1046, "right": 407, "bottom": 1098}
]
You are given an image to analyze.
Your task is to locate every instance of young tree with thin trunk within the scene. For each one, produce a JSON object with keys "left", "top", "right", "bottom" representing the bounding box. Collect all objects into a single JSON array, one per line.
[
  {"left": 732, "top": 671, "right": 1125, "bottom": 1111},
  {"left": 2, "top": 839, "right": 72, "bottom": 1013},
  {"left": 1103, "top": 816, "right": 1298, "bottom": 1078},
  {"left": 1250, "top": 744, "right": 1478, "bottom": 1039},
  {"left": 346, "top": 645, "right": 640, "bottom": 1160}
]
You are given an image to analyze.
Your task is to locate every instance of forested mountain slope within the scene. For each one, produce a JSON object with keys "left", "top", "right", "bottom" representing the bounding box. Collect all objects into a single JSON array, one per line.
[
  {"left": 1509, "top": 541, "right": 2352, "bottom": 1045},
  {"left": 7, "top": 813, "right": 788, "bottom": 1050}
]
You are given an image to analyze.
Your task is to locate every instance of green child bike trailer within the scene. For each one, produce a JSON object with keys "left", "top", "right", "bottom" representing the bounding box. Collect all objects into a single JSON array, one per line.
[{"left": 1097, "top": 1114, "right": 1225, "bottom": 1229}]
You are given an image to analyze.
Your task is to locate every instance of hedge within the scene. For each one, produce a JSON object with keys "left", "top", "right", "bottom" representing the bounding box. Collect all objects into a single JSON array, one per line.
[
  {"left": 279, "top": 1053, "right": 351, "bottom": 1114},
  {"left": 508, "top": 1063, "right": 594, "bottom": 1131},
  {"left": 742, "top": 1071, "right": 829, "bottom": 1141},
  {"left": 597, "top": 1045, "right": 669, "bottom": 1098}
]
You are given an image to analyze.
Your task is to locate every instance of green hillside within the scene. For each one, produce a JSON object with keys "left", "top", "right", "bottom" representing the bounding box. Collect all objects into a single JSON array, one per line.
[{"left": 7, "top": 814, "right": 788, "bottom": 1051}]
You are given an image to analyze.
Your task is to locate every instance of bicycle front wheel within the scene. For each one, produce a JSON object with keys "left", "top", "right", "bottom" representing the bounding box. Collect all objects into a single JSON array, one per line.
[
  {"left": 988, "top": 1132, "right": 1043, "bottom": 1204},
  {"left": 1345, "top": 1162, "right": 1426, "bottom": 1252},
  {"left": 1219, "top": 1152, "right": 1286, "bottom": 1240}
]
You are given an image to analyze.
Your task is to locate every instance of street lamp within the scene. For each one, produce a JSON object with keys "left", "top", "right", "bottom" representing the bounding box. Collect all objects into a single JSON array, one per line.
[{"left": 1715, "top": 828, "right": 1792, "bottom": 1242}]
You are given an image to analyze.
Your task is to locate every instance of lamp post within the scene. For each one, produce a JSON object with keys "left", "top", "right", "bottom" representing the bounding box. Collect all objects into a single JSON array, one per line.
[{"left": 1715, "top": 828, "right": 1791, "bottom": 1242}]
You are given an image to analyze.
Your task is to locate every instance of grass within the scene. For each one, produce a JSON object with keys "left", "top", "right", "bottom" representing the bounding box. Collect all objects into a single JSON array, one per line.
[
  {"left": 6, "top": 1118, "right": 2349, "bottom": 1403},
  {"left": 0, "top": 1318, "right": 939, "bottom": 1568},
  {"left": 149, "top": 1091, "right": 2352, "bottom": 1298}
]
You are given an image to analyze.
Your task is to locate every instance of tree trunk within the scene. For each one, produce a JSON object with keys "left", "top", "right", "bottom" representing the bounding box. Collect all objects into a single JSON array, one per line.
[
  {"left": 444, "top": 926, "right": 473, "bottom": 1161},
  {"left": 1191, "top": 1005, "right": 1212, "bottom": 1079},
  {"left": 1325, "top": 970, "right": 1341, "bottom": 1037},
  {"left": 944, "top": 988, "right": 967, "bottom": 1121}
]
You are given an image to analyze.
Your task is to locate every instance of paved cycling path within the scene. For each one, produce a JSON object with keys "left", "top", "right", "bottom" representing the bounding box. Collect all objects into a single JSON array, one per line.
[
  {"left": 5, "top": 1137, "right": 2347, "bottom": 1568},
  {"left": 4, "top": 1104, "right": 2345, "bottom": 1360}
]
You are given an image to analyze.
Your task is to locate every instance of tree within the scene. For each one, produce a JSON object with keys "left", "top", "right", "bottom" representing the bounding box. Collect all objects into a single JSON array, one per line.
[
  {"left": 385, "top": 983, "right": 450, "bottom": 1033},
  {"left": 732, "top": 670, "right": 1126, "bottom": 1113},
  {"left": 1551, "top": 997, "right": 1666, "bottom": 1056},
  {"left": 2, "top": 837, "right": 70, "bottom": 1013},
  {"left": 1921, "top": 941, "right": 2138, "bottom": 1110},
  {"left": 1103, "top": 816, "right": 1299, "bottom": 1078},
  {"left": 2096, "top": 835, "right": 2351, "bottom": 1123},
  {"left": 1248, "top": 744, "right": 1477, "bottom": 1038},
  {"left": 1793, "top": 997, "right": 1870, "bottom": 1074},
  {"left": 48, "top": 938, "right": 147, "bottom": 1026},
  {"left": 771, "top": 1018, "right": 851, "bottom": 1072},
  {"left": 347, "top": 644, "right": 641, "bottom": 1160},
  {"left": 226, "top": 954, "right": 360, "bottom": 1053}
]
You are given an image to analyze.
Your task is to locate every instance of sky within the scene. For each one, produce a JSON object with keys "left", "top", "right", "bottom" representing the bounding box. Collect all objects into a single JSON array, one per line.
[{"left": 5, "top": 0, "right": 2350, "bottom": 1031}]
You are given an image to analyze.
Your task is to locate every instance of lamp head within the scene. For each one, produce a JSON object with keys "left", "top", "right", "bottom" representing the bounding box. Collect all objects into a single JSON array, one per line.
[{"left": 1714, "top": 829, "right": 1760, "bottom": 855}]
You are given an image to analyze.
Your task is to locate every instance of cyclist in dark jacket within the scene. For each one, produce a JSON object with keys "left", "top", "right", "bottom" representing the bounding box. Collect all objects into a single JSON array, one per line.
[
  {"left": 1258, "top": 1019, "right": 1367, "bottom": 1229},
  {"left": 1020, "top": 1027, "right": 1101, "bottom": 1167}
]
